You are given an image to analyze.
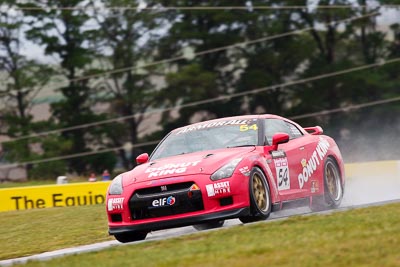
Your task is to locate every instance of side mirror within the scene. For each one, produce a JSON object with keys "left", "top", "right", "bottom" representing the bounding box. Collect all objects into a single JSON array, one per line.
[
  {"left": 271, "top": 132, "right": 289, "bottom": 151},
  {"left": 136, "top": 153, "right": 149, "bottom": 165},
  {"left": 304, "top": 126, "right": 323, "bottom": 135}
]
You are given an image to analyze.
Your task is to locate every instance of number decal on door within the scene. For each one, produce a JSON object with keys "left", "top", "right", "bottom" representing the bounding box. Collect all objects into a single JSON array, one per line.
[{"left": 274, "top": 157, "right": 290, "bottom": 190}]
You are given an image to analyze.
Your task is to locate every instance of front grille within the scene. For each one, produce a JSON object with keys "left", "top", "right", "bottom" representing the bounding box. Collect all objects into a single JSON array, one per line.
[
  {"left": 134, "top": 182, "right": 194, "bottom": 195},
  {"left": 129, "top": 182, "right": 204, "bottom": 220}
]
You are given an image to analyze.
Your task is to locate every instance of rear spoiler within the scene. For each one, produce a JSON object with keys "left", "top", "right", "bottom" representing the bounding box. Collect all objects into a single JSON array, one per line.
[{"left": 304, "top": 126, "right": 323, "bottom": 135}]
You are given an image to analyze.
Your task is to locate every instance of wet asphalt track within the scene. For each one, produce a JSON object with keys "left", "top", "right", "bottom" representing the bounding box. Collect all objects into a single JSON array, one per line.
[{"left": 1, "top": 174, "right": 400, "bottom": 266}]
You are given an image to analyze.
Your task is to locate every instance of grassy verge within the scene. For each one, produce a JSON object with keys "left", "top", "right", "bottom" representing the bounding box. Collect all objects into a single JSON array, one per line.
[
  {"left": 2, "top": 202, "right": 400, "bottom": 266},
  {"left": 0, "top": 205, "right": 113, "bottom": 260},
  {"left": 0, "top": 177, "right": 89, "bottom": 188},
  {"left": 0, "top": 181, "right": 57, "bottom": 188}
]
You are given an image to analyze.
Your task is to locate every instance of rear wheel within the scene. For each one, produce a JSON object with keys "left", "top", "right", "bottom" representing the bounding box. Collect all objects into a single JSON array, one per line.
[
  {"left": 193, "top": 220, "right": 225, "bottom": 231},
  {"left": 311, "top": 158, "right": 343, "bottom": 211},
  {"left": 114, "top": 231, "right": 148, "bottom": 243},
  {"left": 239, "top": 167, "right": 271, "bottom": 223}
]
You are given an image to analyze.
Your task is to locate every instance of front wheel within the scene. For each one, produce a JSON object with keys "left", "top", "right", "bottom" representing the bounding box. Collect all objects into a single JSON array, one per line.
[
  {"left": 239, "top": 167, "right": 271, "bottom": 224},
  {"left": 311, "top": 158, "right": 343, "bottom": 211},
  {"left": 114, "top": 231, "right": 148, "bottom": 243}
]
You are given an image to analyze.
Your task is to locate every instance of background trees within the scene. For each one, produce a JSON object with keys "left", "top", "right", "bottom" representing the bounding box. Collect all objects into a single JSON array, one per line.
[
  {"left": 23, "top": 0, "right": 117, "bottom": 175},
  {"left": 89, "top": 0, "right": 163, "bottom": 170},
  {"left": 0, "top": 0, "right": 399, "bottom": 179},
  {"left": 0, "top": 1, "right": 59, "bottom": 178}
]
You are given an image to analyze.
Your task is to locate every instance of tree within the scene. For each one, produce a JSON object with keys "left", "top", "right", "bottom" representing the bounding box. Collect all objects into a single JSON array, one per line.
[
  {"left": 24, "top": 0, "right": 116, "bottom": 174},
  {"left": 0, "top": 2, "right": 59, "bottom": 177},
  {"left": 235, "top": 0, "right": 314, "bottom": 116},
  {"left": 153, "top": 0, "right": 319, "bottom": 133},
  {"left": 289, "top": 0, "right": 400, "bottom": 162},
  {"left": 155, "top": 0, "right": 261, "bottom": 135},
  {"left": 87, "top": 0, "right": 166, "bottom": 169}
]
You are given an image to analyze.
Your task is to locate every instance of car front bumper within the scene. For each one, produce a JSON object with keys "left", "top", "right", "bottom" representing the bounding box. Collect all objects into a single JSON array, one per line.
[{"left": 108, "top": 207, "right": 250, "bottom": 235}]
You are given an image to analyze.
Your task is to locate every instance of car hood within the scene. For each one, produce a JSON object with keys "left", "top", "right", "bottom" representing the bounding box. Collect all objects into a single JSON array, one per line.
[{"left": 122, "top": 146, "right": 256, "bottom": 186}]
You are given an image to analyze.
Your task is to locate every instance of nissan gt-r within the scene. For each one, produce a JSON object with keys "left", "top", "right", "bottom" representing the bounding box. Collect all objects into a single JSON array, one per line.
[{"left": 106, "top": 114, "right": 345, "bottom": 242}]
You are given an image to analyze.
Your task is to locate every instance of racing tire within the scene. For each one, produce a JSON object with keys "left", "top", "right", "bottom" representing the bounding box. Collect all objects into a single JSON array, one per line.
[
  {"left": 193, "top": 220, "right": 225, "bottom": 231},
  {"left": 311, "top": 158, "right": 343, "bottom": 212},
  {"left": 239, "top": 167, "right": 271, "bottom": 224},
  {"left": 114, "top": 231, "right": 148, "bottom": 243}
]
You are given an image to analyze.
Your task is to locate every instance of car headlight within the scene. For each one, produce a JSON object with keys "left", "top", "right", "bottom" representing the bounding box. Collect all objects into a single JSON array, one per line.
[
  {"left": 211, "top": 158, "right": 242, "bottom": 181},
  {"left": 109, "top": 175, "right": 123, "bottom": 195}
]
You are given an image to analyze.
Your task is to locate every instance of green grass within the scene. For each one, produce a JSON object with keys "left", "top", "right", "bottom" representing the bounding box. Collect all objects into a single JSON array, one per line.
[
  {"left": 0, "top": 205, "right": 113, "bottom": 260},
  {"left": 0, "top": 178, "right": 89, "bottom": 188},
  {"left": 2, "top": 202, "right": 400, "bottom": 266},
  {"left": 0, "top": 180, "right": 57, "bottom": 188}
]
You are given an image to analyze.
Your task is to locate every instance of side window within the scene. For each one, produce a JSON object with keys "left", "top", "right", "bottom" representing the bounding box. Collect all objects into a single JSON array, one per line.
[
  {"left": 264, "top": 119, "right": 290, "bottom": 145},
  {"left": 285, "top": 122, "right": 303, "bottom": 139},
  {"left": 264, "top": 119, "right": 303, "bottom": 144}
]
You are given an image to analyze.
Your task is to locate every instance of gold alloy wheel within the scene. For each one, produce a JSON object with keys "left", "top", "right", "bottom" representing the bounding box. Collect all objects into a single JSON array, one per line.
[
  {"left": 252, "top": 173, "right": 268, "bottom": 211},
  {"left": 325, "top": 161, "right": 342, "bottom": 201}
]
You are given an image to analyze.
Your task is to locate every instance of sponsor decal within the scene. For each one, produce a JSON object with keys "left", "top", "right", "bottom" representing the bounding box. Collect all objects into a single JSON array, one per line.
[
  {"left": 311, "top": 180, "right": 319, "bottom": 193},
  {"left": 0, "top": 183, "right": 109, "bottom": 212},
  {"left": 274, "top": 157, "right": 290, "bottom": 190},
  {"left": 145, "top": 160, "right": 201, "bottom": 178},
  {"left": 190, "top": 184, "right": 200, "bottom": 191},
  {"left": 206, "top": 181, "right": 231, "bottom": 197},
  {"left": 107, "top": 197, "right": 124, "bottom": 211},
  {"left": 271, "top": 150, "right": 286, "bottom": 159},
  {"left": 298, "top": 137, "right": 330, "bottom": 189},
  {"left": 239, "top": 124, "right": 258, "bottom": 131},
  {"left": 239, "top": 166, "right": 250, "bottom": 176},
  {"left": 176, "top": 119, "right": 255, "bottom": 135},
  {"left": 152, "top": 196, "right": 176, "bottom": 207}
]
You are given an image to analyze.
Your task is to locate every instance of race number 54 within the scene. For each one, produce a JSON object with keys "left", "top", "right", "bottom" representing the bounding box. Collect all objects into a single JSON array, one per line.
[{"left": 274, "top": 158, "right": 290, "bottom": 190}]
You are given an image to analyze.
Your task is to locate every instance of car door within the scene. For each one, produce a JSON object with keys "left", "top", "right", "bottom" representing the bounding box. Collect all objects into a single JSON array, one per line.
[{"left": 263, "top": 119, "right": 310, "bottom": 201}]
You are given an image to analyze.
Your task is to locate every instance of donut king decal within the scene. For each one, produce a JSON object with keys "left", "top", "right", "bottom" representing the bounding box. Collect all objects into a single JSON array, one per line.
[
  {"left": 298, "top": 137, "right": 330, "bottom": 189},
  {"left": 145, "top": 160, "right": 201, "bottom": 178},
  {"left": 176, "top": 119, "right": 256, "bottom": 135}
]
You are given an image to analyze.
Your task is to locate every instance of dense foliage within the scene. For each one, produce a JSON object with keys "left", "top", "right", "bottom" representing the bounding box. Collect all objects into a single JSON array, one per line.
[{"left": 0, "top": 0, "right": 399, "bottom": 179}]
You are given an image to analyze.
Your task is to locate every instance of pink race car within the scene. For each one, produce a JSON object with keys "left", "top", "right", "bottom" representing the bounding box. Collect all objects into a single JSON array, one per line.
[{"left": 106, "top": 114, "right": 345, "bottom": 242}]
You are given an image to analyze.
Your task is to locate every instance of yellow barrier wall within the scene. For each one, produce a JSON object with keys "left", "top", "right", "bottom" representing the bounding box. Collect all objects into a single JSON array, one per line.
[
  {"left": 345, "top": 160, "right": 400, "bottom": 178},
  {"left": 0, "top": 181, "right": 110, "bottom": 212}
]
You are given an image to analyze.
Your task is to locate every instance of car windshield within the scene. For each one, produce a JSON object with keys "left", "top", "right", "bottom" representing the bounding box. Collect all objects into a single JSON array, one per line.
[{"left": 151, "top": 119, "right": 259, "bottom": 160}]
